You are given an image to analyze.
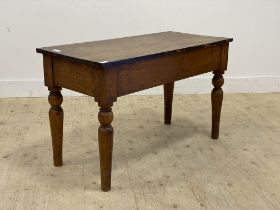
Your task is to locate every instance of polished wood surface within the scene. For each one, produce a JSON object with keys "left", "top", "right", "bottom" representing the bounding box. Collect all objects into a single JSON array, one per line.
[
  {"left": 36, "top": 31, "right": 232, "bottom": 67},
  {"left": 36, "top": 31, "right": 233, "bottom": 191}
]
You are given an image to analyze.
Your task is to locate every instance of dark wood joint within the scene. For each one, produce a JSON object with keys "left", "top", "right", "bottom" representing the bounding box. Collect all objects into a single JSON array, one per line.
[
  {"left": 43, "top": 55, "right": 54, "bottom": 88},
  {"left": 218, "top": 43, "right": 229, "bottom": 71},
  {"left": 95, "top": 69, "right": 118, "bottom": 106}
]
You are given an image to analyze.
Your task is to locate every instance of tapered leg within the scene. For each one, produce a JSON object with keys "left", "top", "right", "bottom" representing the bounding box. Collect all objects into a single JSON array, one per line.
[
  {"left": 164, "top": 82, "right": 174, "bottom": 124},
  {"left": 98, "top": 106, "right": 113, "bottom": 191},
  {"left": 211, "top": 72, "right": 224, "bottom": 139},
  {"left": 48, "top": 87, "right": 63, "bottom": 166}
]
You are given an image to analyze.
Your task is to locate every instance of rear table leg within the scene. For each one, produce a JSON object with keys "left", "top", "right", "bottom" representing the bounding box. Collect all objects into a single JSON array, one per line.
[
  {"left": 211, "top": 72, "right": 224, "bottom": 139},
  {"left": 164, "top": 82, "right": 174, "bottom": 124}
]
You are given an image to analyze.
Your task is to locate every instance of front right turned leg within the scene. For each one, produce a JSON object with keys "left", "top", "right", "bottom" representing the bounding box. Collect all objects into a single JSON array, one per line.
[
  {"left": 98, "top": 106, "right": 114, "bottom": 191},
  {"left": 48, "top": 87, "right": 64, "bottom": 167}
]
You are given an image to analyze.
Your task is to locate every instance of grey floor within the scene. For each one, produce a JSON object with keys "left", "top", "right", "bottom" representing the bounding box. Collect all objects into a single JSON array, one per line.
[{"left": 0, "top": 93, "right": 279, "bottom": 210}]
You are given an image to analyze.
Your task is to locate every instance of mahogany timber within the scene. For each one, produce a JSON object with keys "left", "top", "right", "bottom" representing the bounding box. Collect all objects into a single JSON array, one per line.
[{"left": 36, "top": 31, "right": 233, "bottom": 191}]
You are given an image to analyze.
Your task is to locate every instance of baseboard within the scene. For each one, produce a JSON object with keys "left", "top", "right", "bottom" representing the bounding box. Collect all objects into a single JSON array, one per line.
[{"left": 0, "top": 77, "right": 279, "bottom": 97}]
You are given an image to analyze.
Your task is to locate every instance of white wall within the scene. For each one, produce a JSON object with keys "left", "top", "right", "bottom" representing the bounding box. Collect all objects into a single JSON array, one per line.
[{"left": 1, "top": 0, "right": 280, "bottom": 97}]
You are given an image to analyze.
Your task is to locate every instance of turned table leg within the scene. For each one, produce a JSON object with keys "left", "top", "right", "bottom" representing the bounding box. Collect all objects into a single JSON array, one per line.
[
  {"left": 48, "top": 87, "right": 64, "bottom": 166},
  {"left": 98, "top": 106, "right": 114, "bottom": 191},
  {"left": 164, "top": 82, "right": 174, "bottom": 124},
  {"left": 211, "top": 72, "right": 224, "bottom": 139}
]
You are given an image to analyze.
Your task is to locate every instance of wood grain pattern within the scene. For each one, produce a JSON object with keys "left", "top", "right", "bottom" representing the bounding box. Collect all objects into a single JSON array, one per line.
[
  {"left": 53, "top": 57, "right": 97, "bottom": 96},
  {"left": 36, "top": 31, "right": 232, "bottom": 67},
  {"left": 164, "top": 82, "right": 174, "bottom": 124},
  {"left": 116, "top": 45, "right": 222, "bottom": 96}
]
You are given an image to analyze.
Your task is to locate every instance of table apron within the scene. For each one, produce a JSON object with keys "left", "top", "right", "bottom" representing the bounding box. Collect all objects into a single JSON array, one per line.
[
  {"left": 43, "top": 43, "right": 229, "bottom": 100},
  {"left": 116, "top": 43, "right": 227, "bottom": 96}
]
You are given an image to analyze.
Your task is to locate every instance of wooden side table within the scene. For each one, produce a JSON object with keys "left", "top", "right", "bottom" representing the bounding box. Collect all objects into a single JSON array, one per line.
[{"left": 36, "top": 31, "right": 233, "bottom": 191}]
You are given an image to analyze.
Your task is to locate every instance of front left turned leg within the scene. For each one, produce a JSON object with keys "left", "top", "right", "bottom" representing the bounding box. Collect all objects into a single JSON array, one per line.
[
  {"left": 98, "top": 106, "right": 113, "bottom": 192},
  {"left": 48, "top": 87, "right": 64, "bottom": 166},
  {"left": 211, "top": 72, "right": 224, "bottom": 139}
]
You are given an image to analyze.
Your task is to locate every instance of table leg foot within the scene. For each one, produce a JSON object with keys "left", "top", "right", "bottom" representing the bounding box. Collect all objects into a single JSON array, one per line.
[
  {"left": 48, "top": 87, "right": 63, "bottom": 167},
  {"left": 211, "top": 72, "right": 224, "bottom": 139},
  {"left": 98, "top": 107, "right": 113, "bottom": 191},
  {"left": 164, "top": 82, "right": 174, "bottom": 124}
]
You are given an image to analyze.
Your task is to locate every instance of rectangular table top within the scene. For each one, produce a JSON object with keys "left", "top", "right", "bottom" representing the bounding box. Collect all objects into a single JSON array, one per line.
[{"left": 36, "top": 31, "right": 232, "bottom": 67}]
